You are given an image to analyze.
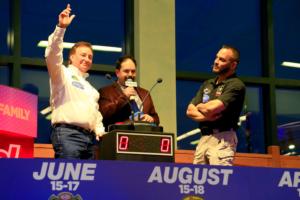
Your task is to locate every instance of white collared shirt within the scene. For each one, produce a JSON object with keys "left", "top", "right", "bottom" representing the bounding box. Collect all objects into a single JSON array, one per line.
[{"left": 45, "top": 26, "right": 104, "bottom": 136}]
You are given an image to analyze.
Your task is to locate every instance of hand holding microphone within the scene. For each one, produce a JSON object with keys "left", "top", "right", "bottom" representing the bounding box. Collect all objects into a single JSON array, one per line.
[
  {"left": 124, "top": 77, "right": 137, "bottom": 100},
  {"left": 123, "top": 87, "right": 136, "bottom": 99}
]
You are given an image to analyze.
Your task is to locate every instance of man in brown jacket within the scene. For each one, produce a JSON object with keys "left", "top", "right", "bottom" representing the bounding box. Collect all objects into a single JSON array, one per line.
[{"left": 98, "top": 55, "right": 159, "bottom": 130}]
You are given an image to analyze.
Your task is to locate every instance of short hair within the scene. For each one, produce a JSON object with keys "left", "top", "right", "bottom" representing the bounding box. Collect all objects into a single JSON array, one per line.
[
  {"left": 68, "top": 41, "right": 93, "bottom": 64},
  {"left": 115, "top": 55, "right": 137, "bottom": 70},
  {"left": 222, "top": 44, "right": 240, "bottom": 64}
]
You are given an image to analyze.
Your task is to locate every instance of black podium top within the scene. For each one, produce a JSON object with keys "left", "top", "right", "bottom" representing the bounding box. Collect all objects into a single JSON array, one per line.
[{"left": 108, "top": 122, "right": 163, "bottom": 132}]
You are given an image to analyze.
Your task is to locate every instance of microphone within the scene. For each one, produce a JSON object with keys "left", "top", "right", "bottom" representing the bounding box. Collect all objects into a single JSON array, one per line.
[
  {"left": 125, "top": 77, "right": 138, "bottom": 101},
  {"left": 125, "top": 77, "right": 137, "bottom": 87},
  {"left": 104, "top": 73, "right": 135, "bottom": 123},
  {"left": 138, "top": 78, "right": 163, "bottom": 116},
  {"left": 105, "top": 73, "right": 112, "bottom": 80}
]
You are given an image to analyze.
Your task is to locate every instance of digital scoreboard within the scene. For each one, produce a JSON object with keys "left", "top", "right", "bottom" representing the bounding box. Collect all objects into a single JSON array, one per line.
[{"left": 99, "top": 130, "right": 174, "bottom": 162}]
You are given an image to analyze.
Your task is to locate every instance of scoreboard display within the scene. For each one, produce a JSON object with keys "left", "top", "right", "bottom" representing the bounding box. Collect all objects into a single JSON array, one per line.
[
  {"left": 117, "top": 132, "right": 173, "bottom": 156},
  {"left": 99, "top": 130, "right": 174, "bottom": 162}
]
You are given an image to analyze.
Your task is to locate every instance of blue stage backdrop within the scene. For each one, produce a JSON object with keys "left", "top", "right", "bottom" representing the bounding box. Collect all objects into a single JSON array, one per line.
[{"left": 0, "top": 159, "right": 299, "bottom": 199}]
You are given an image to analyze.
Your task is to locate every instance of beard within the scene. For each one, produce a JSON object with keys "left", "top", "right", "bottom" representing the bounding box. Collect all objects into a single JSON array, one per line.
[{"left": 213, "top": 65, "right": 231, "bottom": 75}]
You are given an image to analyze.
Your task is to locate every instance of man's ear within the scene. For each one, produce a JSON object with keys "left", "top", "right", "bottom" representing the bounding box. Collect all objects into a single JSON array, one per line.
[
  {"left": 69, "top": 55, "right": 74, "bottom": 64},
  {"left": 115, "top": 69, "right": 120, "bottom": 77},
  {"left": 231, "top": 61, "right": 238, "bottom": 71}
]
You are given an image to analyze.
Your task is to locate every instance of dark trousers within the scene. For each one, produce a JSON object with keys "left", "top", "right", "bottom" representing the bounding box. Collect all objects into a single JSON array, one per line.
[{"left": 51, "top": 126, "right": 95, "bottom": 159}]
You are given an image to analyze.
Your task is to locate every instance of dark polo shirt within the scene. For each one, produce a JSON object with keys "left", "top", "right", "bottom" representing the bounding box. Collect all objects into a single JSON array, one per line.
[{"left": 190, "top": 74, "right": 245, "bottom": 132}]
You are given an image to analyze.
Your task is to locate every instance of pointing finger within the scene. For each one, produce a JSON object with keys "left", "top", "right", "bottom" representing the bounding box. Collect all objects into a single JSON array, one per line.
[{"left": 69, "top": 15, "right": 76, "bottom": 22}]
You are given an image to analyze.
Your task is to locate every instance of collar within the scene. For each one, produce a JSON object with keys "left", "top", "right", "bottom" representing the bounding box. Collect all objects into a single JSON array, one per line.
[
  {"left": 68, "top": 65, "right": 89, "bottom": 79},
  {"left": 116, "top": 80, "right": 127, "bottom": 90},
  {"left": 213, "top": 73, "right": 237, "bottom": 85}
]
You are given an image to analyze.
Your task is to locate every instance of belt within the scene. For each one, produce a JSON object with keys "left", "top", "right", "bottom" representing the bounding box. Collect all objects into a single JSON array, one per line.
[
  {"left": 53, "top": 123, "right": 94, "bottom": 135},
  {"left": 201, "top": 127, "right": 234, "bottom": 135}
]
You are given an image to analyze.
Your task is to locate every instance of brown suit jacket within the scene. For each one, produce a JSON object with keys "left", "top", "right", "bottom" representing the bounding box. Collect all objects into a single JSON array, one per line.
[{"left": 98, "top": 83, "right": 160, "bottom": 130}]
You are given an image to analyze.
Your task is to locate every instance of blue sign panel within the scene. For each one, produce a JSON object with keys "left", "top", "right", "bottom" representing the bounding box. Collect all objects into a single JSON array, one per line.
[{"left": 0, "top": 159, "right": 299, "bottom": 199}]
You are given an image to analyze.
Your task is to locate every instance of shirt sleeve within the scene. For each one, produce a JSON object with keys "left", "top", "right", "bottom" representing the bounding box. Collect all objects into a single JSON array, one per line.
[
  {"left": 45, "top": 26, "right": 66, "bottom": 86},
  {"left": 98, "top": 85, "right": 130, "bottom": 120},
  {"left": 94, "top": 111, "right": 105, "bottom": 136},
  {"left": 217, "top": 80, "right": 245, "bottom": 108},
  {"left": 190, "top": 83, "right": 205, "bottom": 105}
]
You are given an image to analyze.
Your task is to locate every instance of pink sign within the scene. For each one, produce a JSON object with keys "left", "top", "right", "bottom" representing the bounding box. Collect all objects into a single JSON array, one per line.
[{"left": 0, "top": 85, "right": 37, "bottom": 138}]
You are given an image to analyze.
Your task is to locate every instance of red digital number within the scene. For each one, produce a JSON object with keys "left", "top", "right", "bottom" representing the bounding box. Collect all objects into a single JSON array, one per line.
[
  {"left": 160, "top": 138, "right": 170, "bottom": 152},
  {"left": 119, "top": 136, "right": 129, "bottom": 151}
]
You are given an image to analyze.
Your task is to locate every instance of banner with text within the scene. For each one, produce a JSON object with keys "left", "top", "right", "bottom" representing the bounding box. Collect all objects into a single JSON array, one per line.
[
  {"left": 0, "top": 159, "right": 299, "bottom": 200},
  {"left": 0, "top": 84, "right": 37, "bottom": 137}
]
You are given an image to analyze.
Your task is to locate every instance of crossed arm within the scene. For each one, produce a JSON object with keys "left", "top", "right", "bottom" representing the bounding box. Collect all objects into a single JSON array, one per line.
[{"left": 186, "top": 99, "right": 225, "bottom": 122}]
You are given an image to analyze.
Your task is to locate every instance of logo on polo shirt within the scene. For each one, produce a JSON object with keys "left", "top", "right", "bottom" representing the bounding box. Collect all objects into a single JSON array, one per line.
[
  {"left": 215, "top": 85, "right": 224, "bottom": 97},
  {"left": 72, "top": 75, "right": 79, "bottom": 81},
  {"left": 202, "top": 88, "right": 211, "bottom": 103},
  {"left": 72, "top": 81, "right": 85, "bottom": 90}
]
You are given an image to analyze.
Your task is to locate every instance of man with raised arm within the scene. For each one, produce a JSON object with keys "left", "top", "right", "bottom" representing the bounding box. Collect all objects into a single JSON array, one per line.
[{"left": 45, "top": 4, "right": 105, "bottom": 159}]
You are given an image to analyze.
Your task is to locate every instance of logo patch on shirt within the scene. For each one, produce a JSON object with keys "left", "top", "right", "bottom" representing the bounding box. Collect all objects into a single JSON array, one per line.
[
  {"left": 202, "top": 88, "right": 211, "bottom": 103},
  {"left": 72, "top": 81, "right": 84, "bottom": 90},
  {"left": 215, "top": 85, "right": 224, "bottom": 97},
  {"left": 72, "top": 75, "right": 79, "bottom": 81}
]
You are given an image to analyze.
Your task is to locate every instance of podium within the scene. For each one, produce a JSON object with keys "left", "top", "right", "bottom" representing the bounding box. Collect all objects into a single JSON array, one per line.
[
  {"left": 99, "top": 123, "right": 174, "bottom": 162},
  {"left": 0, "top": 85, "right": 37, "bottom": 158}
]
